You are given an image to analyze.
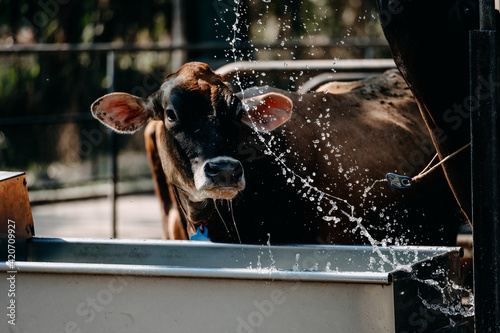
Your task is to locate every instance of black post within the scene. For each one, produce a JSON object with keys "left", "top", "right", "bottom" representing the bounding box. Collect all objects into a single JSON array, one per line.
[
  {"left": 480, "top": 0, "right": 496, "bottom": 30},
  {"left": 471, "top": 0, "right": 500, "bottom": 332}
]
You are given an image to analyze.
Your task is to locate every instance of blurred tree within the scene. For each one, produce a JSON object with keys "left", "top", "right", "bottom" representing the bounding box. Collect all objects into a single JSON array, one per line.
[{"left": 0, "top": 0, "right": 174, "bottom": 172}]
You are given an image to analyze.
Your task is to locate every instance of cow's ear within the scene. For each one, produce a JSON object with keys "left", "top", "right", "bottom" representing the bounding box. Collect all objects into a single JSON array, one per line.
[
  {"left": 91, "top": 92, "right": 153, "bottom": 134},
  {"left": 241, "top": 93, "right": 293, "bottom": 132}
]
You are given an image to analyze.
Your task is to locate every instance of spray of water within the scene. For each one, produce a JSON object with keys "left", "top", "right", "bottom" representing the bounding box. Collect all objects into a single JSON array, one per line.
[{"left": 216, "top": 0, "right": 473, "bottom": 319}]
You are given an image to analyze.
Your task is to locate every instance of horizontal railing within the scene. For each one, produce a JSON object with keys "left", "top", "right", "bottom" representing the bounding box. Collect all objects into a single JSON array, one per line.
[{"left": 0, "top": 38, "right": 388, "bottom": 54}]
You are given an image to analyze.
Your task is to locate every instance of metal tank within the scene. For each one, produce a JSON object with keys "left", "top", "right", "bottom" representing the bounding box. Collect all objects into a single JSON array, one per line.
[{"left": 1, "top": 237, "right": 467, "bottom": 333}]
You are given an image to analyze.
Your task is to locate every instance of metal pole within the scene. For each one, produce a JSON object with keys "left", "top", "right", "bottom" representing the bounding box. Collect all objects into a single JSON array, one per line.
[
  {"left": 106, "top": 50, "right": 118, "bottom": 239},
  {"left": 471, "top": 0, "right": 500, "bottom": 331},
  {"left": 0, "top": 39, "right": 389, "bottom": 55},
  {"left": 480, "top": 0, "right": 496, "bottom": 30},
  {"left": 171, "top": 0, "right": 186, "bottom": 70}
]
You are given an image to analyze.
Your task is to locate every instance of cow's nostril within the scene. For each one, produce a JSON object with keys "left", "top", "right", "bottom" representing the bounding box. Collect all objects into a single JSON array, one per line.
[
  {"left": 205, "top": 162, "right": 221, "bottom": 177},
  {"left": 205, "top": 161, "right": 241, "bottom": 176},
  {"left": 204, "top": 159, "right": 243, "bottom": 186}
]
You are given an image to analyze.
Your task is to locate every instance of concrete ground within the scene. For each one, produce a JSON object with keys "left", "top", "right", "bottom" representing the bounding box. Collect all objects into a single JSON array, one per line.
[{"left": 31, "top": 194, "right": 163, "bottom": 239}]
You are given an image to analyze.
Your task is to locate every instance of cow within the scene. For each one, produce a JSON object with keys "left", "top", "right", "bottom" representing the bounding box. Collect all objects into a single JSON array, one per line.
[
  {"left": 91, "top": 62, "right": 462, "bottom": 245},
  {"left": 376, "top": 0, "right": 487, "bottom": 224}
]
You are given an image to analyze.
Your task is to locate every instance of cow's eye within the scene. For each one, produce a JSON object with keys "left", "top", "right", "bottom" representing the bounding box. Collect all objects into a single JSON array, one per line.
[{"left": 166, "top": 109, "right": 178, "bottom": 122}]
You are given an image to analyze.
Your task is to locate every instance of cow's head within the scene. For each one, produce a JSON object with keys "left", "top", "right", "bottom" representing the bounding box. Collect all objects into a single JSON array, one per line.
[{"left": 91, "top": 62, "right": 293, "bottom": 203}]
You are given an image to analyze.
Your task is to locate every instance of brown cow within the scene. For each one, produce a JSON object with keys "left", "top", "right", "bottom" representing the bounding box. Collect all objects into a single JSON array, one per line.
[{"left": 91, "top": 62, "right": 462, "bottom": 245}]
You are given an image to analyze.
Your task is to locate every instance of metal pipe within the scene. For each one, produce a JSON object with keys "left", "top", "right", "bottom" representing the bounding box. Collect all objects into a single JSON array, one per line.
[
  {"left": 0, "top": 39, "right": 389, "bottom": 54},
  {"left": 0, "top": 261, "right": 392, "bottom": 284},
  {"left": 171, "top": 0, "right": 187, "bottom": 70},
  {"left": 471, "top": 0, "right": 500, "bottom": 331},
  {"left": 106, "top": 51, "right": 118, "bottom": 239},
  {"left": 216, "top": 59, "right": 396, "bottom": 79},
  {"left": 0, "top": 113, "right": 95, "bottom": 126}
]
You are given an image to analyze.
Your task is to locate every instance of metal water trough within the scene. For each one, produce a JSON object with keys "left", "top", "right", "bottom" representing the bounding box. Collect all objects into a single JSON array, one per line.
[{"left": 1, "top": 237, "right": 466, "bottom": 333}]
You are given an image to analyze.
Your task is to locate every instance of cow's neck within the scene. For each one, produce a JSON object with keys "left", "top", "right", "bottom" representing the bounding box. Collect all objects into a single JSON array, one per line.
[{"left": 172, "top": 185, "right": 214, "bottom": 232}]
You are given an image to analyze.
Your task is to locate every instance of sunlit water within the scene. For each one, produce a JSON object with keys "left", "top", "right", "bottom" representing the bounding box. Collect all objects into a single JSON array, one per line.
[{"left": 215, "top": 0, "right": 474, "bottom": 321}]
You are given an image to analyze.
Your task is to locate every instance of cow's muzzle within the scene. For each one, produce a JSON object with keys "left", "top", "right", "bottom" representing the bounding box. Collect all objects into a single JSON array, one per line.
[{"left": 196, "top": 157, "right": 245, "bottom": 199}]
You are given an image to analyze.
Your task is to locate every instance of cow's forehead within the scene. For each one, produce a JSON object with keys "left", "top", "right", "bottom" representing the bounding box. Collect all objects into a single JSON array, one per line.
[
  {"left": 158, "top": 65, "right": 238, "bottom": 115},
  {"left": 161, "top": 62, "right": 226, "bottom": 96}
]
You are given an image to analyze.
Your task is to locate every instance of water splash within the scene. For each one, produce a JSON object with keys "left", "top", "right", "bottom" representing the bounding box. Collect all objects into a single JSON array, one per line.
[
  {"left": 256, "top": 255, "right": 262, "bottom": 272},
  {"left": 266, "top": 233, "right": 276, "bottom": 272},
  {"left": 325, "top": 262, "right": 332, "bottom": 272},
  {"left": 221, "top": 0, "right": 473, "bottom": 320},
  {"left": 293, "top": 253, "right": 300, "bottom": 271}
]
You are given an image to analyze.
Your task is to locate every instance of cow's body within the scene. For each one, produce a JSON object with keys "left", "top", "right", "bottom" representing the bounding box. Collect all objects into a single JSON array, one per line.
[
  {"left": 106, "top": 64, "right": 463, "bottom": 246},
  {"left": 376, "top": 0, "right": 489, "bottom": 223}
]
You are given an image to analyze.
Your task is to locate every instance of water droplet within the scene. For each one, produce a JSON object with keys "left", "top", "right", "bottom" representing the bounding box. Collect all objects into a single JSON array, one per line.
[
  {"left": 293, "top": 253, "right": 300, "bottom": 271},
  {"left": 325, "top": 262, "right": 331, "bottom": 272}
]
